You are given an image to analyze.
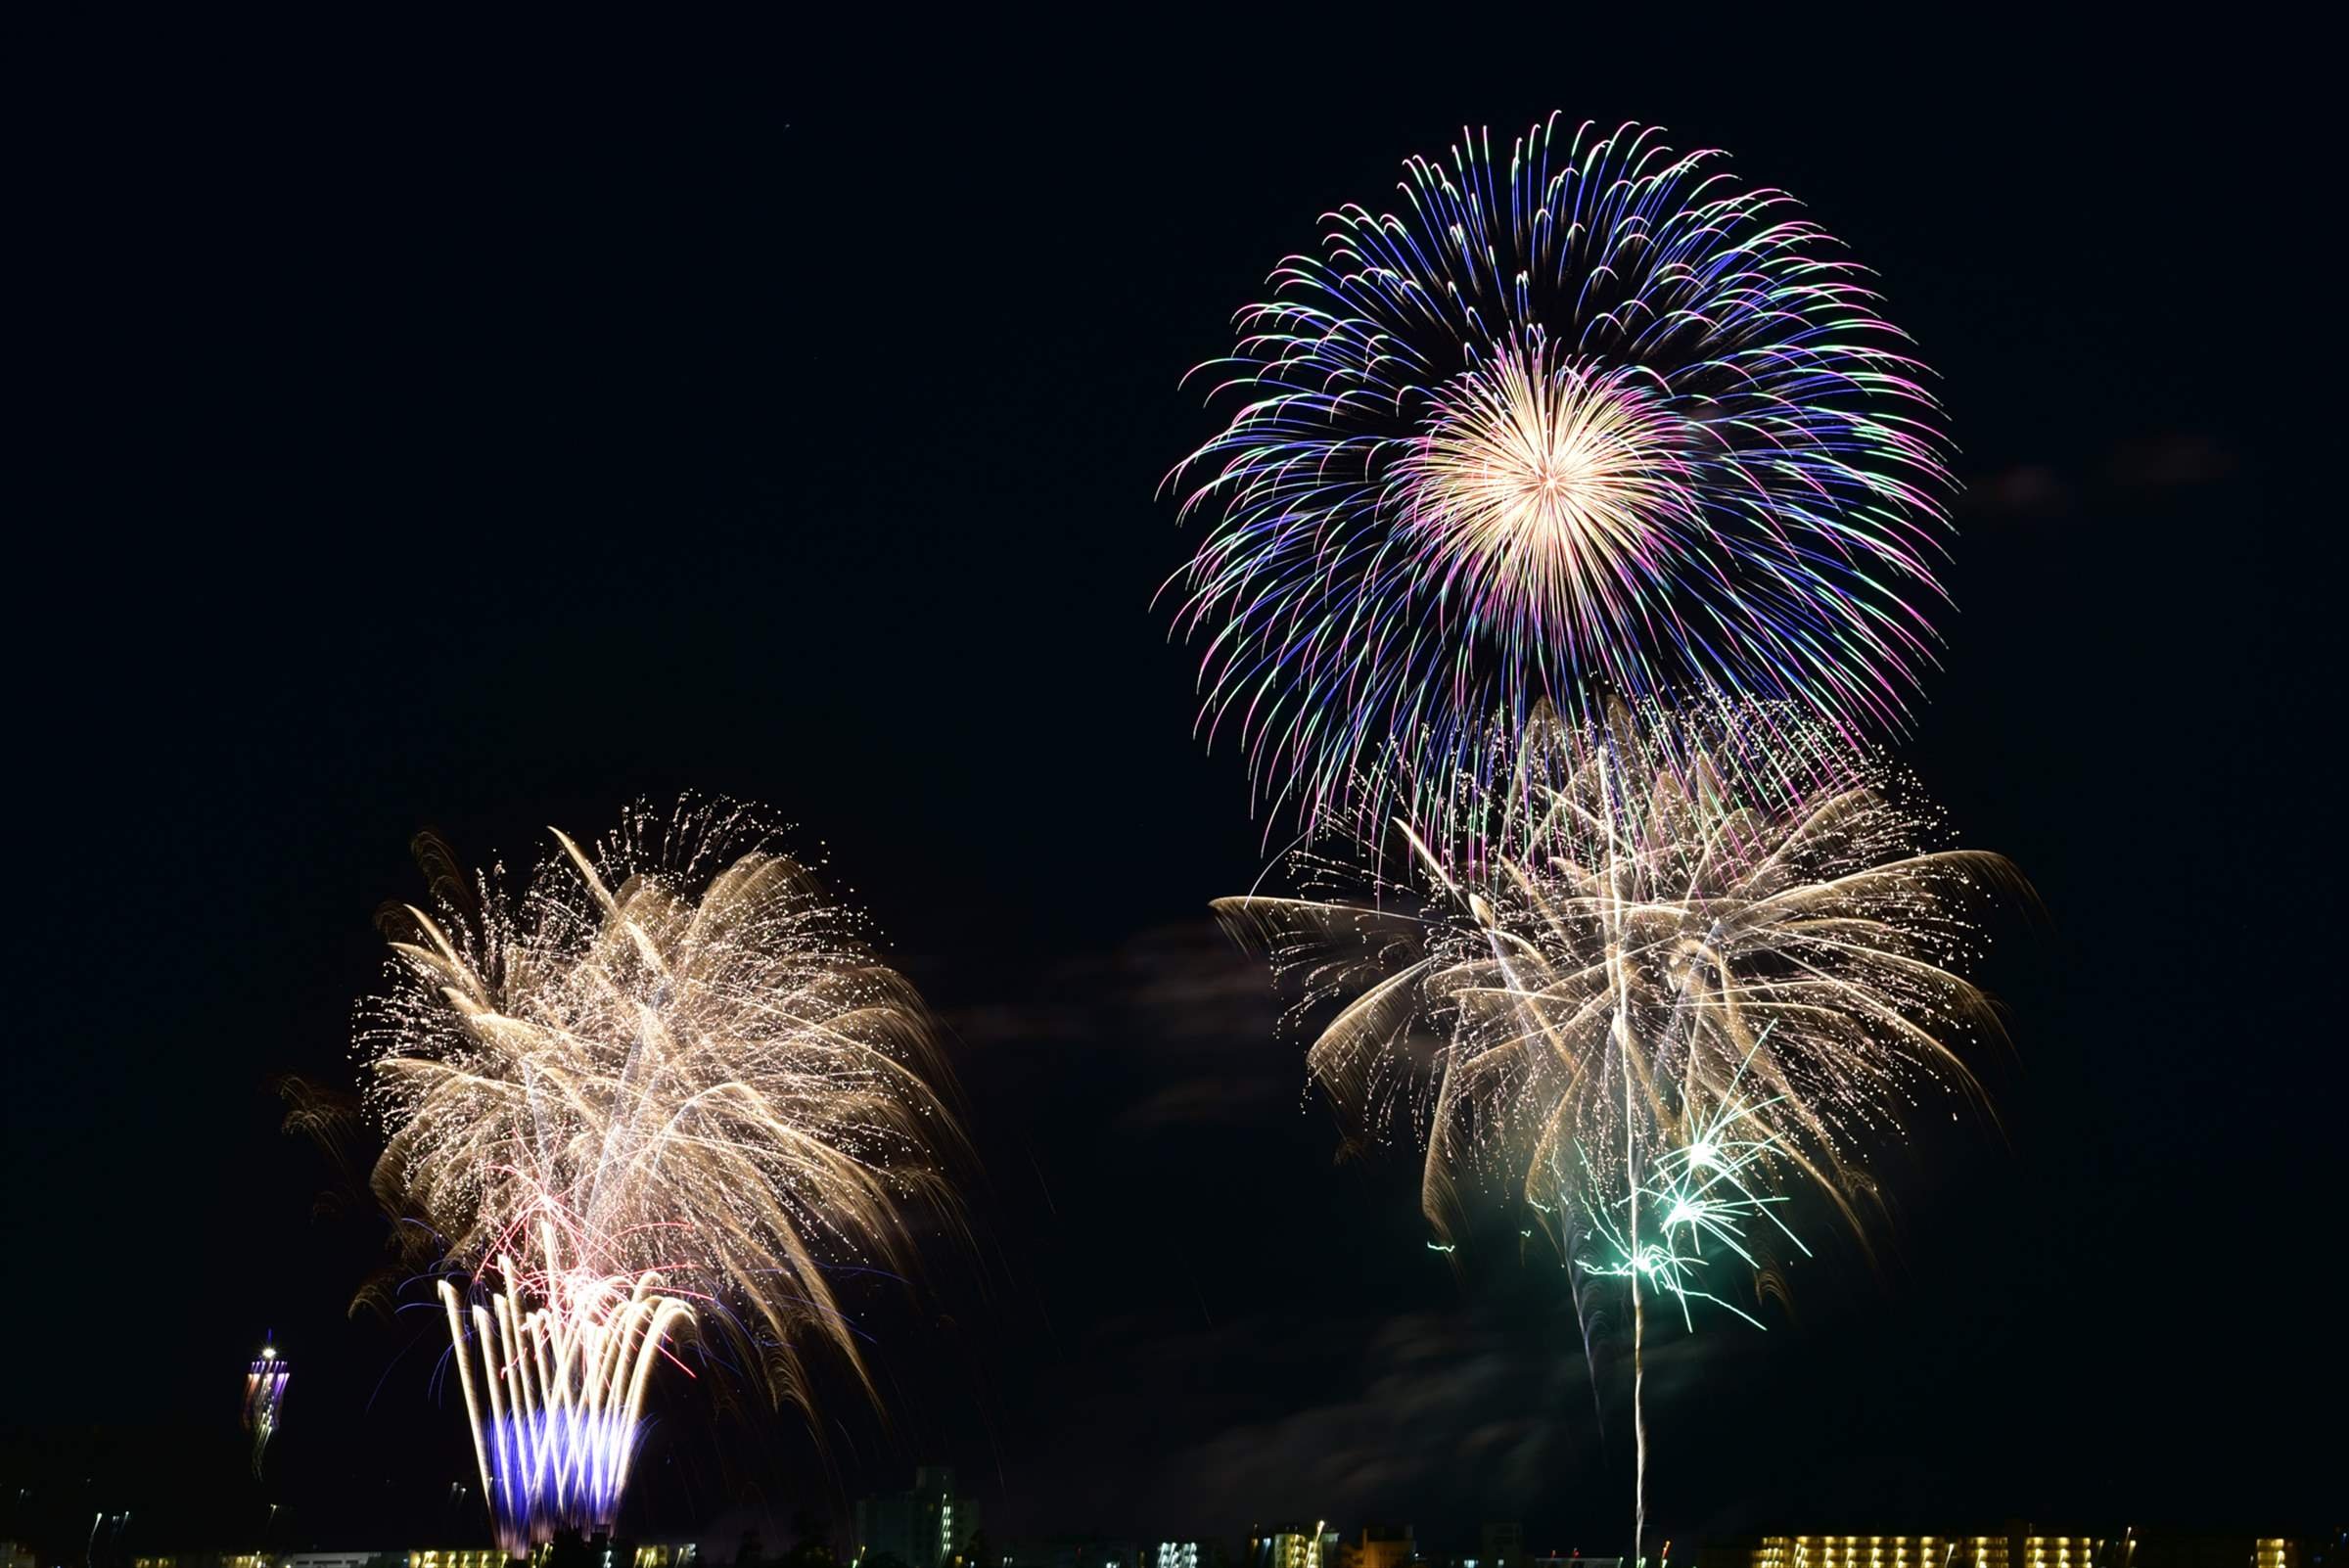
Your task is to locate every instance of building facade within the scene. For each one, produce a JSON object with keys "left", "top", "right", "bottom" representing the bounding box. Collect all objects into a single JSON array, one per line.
[
  {"left": 1727, "top": 1535, "right": 2308, "bottom": 1568},
  {"left": 1476, "top": 1528, "right": 1524, "bottom": 1568},
  {"left": 1342, "top": 1525, "right": 1414, "bottom": 1568},
  {"left": 1251, "top": 1525, "right": 1338, "bottom": 1568},
  {"left": 854, "top": 1465, "right": 982, "bottom": 1568},
  {"left": 1748, "top": 1535, "right": 2114, "bottom": 1568}
]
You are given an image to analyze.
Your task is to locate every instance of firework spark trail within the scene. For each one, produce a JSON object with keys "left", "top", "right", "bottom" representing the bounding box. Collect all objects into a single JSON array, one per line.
[
  {"left": 1168, "top": 118, "right": 1954, "bottom": 833},
  {"left": 359, "top": 799, "right": 963, "bottom": 1552},
  {"left": 240, "top": 1342, "right": 288, "bottom": 1479},
  {"left": 438, "top": 1225, "right": 692, "bottom": 1539},
  {"left": 1216, "top": 702, "right": 2019, "bottom": 1556}
]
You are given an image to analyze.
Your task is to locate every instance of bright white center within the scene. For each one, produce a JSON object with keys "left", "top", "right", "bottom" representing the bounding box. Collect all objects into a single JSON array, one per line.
[{"left": 1396, "top": 342, "right": 1692, "bottom": 647}]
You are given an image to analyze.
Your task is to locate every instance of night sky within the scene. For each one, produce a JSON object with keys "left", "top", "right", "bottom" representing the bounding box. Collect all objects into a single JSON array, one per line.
[{"left": 8, "top": 25, "right": 2333, "bottom": 1558}]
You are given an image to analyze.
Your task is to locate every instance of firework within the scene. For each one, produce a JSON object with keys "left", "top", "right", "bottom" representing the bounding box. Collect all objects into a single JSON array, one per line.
[
  {"left": 1216, "top": 702, "right": 2017, "bottom": 1555},
  {"left": 438, "top": 1226, "right": 689, "bottom": 1537},
  {"left": 360, "top": 800, "right": 961, "bottom": 1552},
  {"left": 1169, "top": 118, "right": 1953, "bottom": 830},
  {"left": 240, "top": 1340, "right": 288, "bottom": 1478}
]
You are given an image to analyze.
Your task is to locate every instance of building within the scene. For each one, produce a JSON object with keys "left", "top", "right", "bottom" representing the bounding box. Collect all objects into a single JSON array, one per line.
[
  {"left": 627, "top": 1548, "right": 698, "bottom": 1568},
  {"left": 1747, "top": 1536, "right": 2117, "bottom": 1568},
  {"left": 134, "top": 1548, "right": 692, "bottom": 1568},
  {"left": 1737, "top": 1536, "right": 2119, "bottom": 1568},
  {"left": 403, "top": 1549, "right": 692, "bottom": 1568},
  {"left": 997, "top": 1540, "right": 1142, "bottom": 1568},
  {"left": 2135, "top": 1538, "right": 2308, "bottom": 1568},
  {"left": 1479, "top": 1529, "right": 1525, "bottom": 1568},
  {"left": 1724, "top": 1535, "right": 2311, "bottom": 1568},
  {"left": 854, "top": 1464, "right": 982, "bottom": 1568},
  {"left": 1754, "top": 1539, "right": 2008, "bottom": 1568},
  {"left": 1252, "top": 1526, "right": 1338, "bottom": 1568},
  {"left": 1341, "top": 1526, "right": 1414, "bottom": 1568}
]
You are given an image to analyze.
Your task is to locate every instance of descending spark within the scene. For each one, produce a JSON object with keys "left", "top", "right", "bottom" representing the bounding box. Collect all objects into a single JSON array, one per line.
[
  {"left": 437, "top": 1224, "right": 691, "bottom": 1538},
  {"left": 1217, "top": 700, "right": 2020, "bottom": 1557},
  {"left": 240, "top": 1340, "right": 289, "bottom": 1479},
  {"left": 358, "top": 798, "right": 963, "bottom": 1552},
  {"left": 1168, "top": 117, "right": 1954, "bottom": 832}
]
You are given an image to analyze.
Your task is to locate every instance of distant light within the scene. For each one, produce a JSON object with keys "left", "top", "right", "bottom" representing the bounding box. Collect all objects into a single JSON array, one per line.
[{"left": 260, "top": 1346, "right": 277, "bottom": 1359}]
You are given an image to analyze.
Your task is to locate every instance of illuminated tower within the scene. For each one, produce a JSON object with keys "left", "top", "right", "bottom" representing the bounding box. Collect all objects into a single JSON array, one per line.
[{"left": 241, "top": 1339, "right": 290, "bottom": 1478}]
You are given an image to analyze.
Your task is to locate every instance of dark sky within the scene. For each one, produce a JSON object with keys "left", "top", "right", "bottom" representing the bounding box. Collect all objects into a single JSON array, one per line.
[{"left": 8, "top": 23, "right": 2334, "bottom": 1559}]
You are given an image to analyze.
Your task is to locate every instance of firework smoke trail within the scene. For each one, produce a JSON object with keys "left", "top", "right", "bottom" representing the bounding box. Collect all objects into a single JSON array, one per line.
[
  {"left": 240, "top": 1341, "right": 288, "bottom": 1478},
  {"left": 1216, "top": 702, "right": 2019, "bottom": 1555},
  {"left": 359, "top": 799, "right": 963, "bottom": 1552},
  {"left": 1168, "top": 117, "right": 1954, "bottom": 834}
]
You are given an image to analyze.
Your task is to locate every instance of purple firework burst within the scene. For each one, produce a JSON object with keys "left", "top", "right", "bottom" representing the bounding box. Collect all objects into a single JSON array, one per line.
[{"left": 1167, "top": 116, "right": 1954, "bottom": 829}]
